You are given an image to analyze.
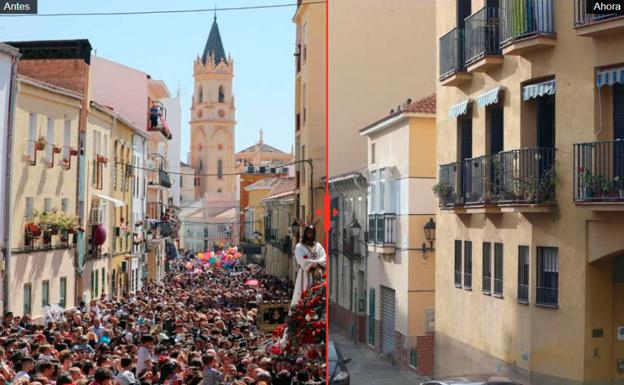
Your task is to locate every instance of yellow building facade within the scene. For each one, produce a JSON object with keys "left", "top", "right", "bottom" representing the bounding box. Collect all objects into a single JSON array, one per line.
[
  {"left": 294, "top": 1, "right": 325, "bottom": 233},
  {"left": 436, "top": 1, "right": 624, "bottom": 384},
  {"left": 360, "top": 95, "right": 437, "bottom": 374},
  {"left": 9, "top": 76, "right": 81, "bottom": 317}
]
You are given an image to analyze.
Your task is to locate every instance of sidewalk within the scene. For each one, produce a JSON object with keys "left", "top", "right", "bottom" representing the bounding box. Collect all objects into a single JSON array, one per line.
[{"left": 331, "top": 327, "right": 425, "bottom": 385}]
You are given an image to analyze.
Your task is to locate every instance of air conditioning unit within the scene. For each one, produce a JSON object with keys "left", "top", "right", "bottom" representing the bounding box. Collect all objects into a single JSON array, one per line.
[{"left": 90, "top": 207, "right": 103, "bottom": 224}]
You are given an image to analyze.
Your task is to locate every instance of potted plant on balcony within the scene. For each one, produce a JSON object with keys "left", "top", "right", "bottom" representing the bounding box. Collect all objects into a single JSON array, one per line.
[
  {"left": 36, "top": 136, "right": 47, "bottom": 151},
  {"left": 53, "top": 146, "right": 62, "bottom": 154},
  {"left": 69, "top": 147, "right": 79, "bottom": 156},
  {"left": 615, "top": 176, "right": 624, "bottom": 198},
  {"left": 433, "top": 181, "right": 455, "bottom": 206},
  {"left": 97, "top": 155, "right": 109, "bottom": 164},
  {"left": 24, "top": 222, "right": 41, "bottom": 247},
  {"left": 578, "top": 167, "right": 594, "bottom": 199}
]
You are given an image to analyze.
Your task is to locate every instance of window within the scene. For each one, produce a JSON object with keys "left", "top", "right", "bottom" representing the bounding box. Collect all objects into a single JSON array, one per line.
[
  {"left": 28, "top": 113, "right": 37, "bottom": 142},
  {"left": 302, "top": 84, "right": 307, "bottom": 123},
  {"left": 218, "top": 86, "right": 225, "bottom": 103},
  {"left": 93, "top": 270, "right": 99, "bottom": 298},
  {"left": 42, "top": 280, "right": 50, "bottom": 308},
  {"left": 482, "top": 242, "right": 492, "bottom": 293},
  {"left": 23, "top": 284, "right": 32, "bottom": 315},
  {"left": 518, "top": 246, "right": 529, "bottom": 303},
  {"left": 44, "top": 198, "right": 52, "bottom": 213},
  {"left": 537, "top": 247, "right": 558, "bottom": 306},
  {"left": 198, "top": 87, "right": 203, "bottom": 103},
  {"left": 46, "top": 117, "right": 54, "bottom": 162},
  {"left": 494, "top": 243, "right": 504, "bottom": 296},
  {"left": 454, "top": 240, "right": 462, "bottom": 287},
  {"left": 25, "top": 197, "right": 34, "bottom": 219},
  {"left": 101, "top": 268, "right": 106, "bottom": 296},
  {"left": 217, "top": 159, "right": 223, "bottom": 179},
  {"left": 301, "top": 146, "right": 306, "bottom": 181},
  {"left": 61, "top": 198, "right": 69, "bottom": 213},
  {"left": 371, "top": 142, "right": 375, "bottom": 164},
  {"left": 63, "top": 119, "right": 71, "bottom": 160},
  {"left": 464, "top": 241, "right": 472, "bottom": 289},
  {"left": 59, "top": 277, "right": 67, "bottom": 308}
]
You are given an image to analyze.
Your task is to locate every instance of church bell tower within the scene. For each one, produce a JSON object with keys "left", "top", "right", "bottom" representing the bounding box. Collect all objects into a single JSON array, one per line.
[{"left": 190, "top": 15, "right": 236, "bottom": 200}]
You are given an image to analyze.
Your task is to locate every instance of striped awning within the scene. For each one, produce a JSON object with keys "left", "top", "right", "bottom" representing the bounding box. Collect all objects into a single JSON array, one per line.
[
  {"left": 596, "top": 66, "right": 624, "bottom": 88},
  {"left": 477, "top": 86, "right": 503, "bottom": 107},
  {"left": 523, "top": 79, "right": 556, "bottom": 101},
  {"left": 448, "top": 100, "right": 471, "bottom": 118}
]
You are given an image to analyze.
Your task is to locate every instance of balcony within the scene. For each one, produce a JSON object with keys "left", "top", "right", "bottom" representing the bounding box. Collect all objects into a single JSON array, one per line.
[
  {"left": 574, "top": 0, "right": 624, "bottom": 36},
  {"left": 439, "top": 28, "right": 472, "bottom": 87},
  {"left": 367, "top": 213, "right": 396, "bottom": 255},
  {"left": 147, "top": 103, "right": 172, "bottom": 142},
  {"left": 499, "top": 0, "right": 555, "bottom": 56},
  {"left": 574, "top": 140, "right": 624, "bottom": 210},
  {"left": 148, "top": 169, "right": 172, "bottom": 190},
  {"left": 464, "top": 6, "right": 503, "bottom": 73},
  {"left": 437, "top": 147, "right": 557, "bottom": 213}
]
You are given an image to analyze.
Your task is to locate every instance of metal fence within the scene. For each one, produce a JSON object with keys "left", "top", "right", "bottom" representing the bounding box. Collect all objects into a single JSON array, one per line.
[
  {"left": 465, "top": 6, "right": 501, "bottom": 66},
  {"left": 574, "top": 140, "right": 624, "bottom": 202},
  {"left": 439, "top": 28, "right": 465, "bottom": 79},
  {"left": 500, "top": 0, "right": 554, "bottom": 46},
  {"left": 494, "top": 147, "right": 556, "bottom": 204},
  {"left": 574, "top": 0, "right": 622, "bottom": 25}
]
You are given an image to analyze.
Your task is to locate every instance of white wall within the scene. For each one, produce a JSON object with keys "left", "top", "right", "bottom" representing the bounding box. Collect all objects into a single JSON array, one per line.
[
  {"left": 0, "top": 52, "right": 13, "bottom": 257},
  {"left": 161, "top": 97, "right": 181, "bottom": 206}
]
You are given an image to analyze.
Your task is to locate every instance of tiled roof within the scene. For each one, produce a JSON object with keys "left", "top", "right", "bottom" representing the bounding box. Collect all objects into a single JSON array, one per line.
[
  {"left": 245, "top": 177, "right": 278, "bottom": 191},
  {"left": 238, "top": 142, "right": 286, "bottom": 154},
  {"left": 404, "top": 94, "right": 436, "bottom": 114},
  {"left": 263, "top": 177, "right": 296, "bottom": 200}
]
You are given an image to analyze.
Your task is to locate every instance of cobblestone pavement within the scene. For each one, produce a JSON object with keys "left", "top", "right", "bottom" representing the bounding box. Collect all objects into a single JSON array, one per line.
[{"left": 331, "top": 328, "right": 425, "bottom": 385}]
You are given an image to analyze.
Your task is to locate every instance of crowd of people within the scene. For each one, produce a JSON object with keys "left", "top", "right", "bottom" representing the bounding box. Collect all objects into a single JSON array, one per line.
[{"left": 0, "top": 260, "right": 326, "bottom": 385}]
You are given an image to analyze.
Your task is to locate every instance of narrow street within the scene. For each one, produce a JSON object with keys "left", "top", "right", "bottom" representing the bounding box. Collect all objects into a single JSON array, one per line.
[{"left": 331, "top": 328, "right": 424, "bottom": 385}]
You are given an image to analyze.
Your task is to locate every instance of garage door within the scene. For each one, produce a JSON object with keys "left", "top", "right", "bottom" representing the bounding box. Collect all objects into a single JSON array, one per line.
[{"left": 380, "top": 286, "right": 395, "bottom": 357}]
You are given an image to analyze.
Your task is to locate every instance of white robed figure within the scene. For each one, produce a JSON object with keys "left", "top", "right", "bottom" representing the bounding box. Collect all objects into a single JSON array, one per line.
[{"left": 290, "top": 225, "right": 326, "bottom": 308}]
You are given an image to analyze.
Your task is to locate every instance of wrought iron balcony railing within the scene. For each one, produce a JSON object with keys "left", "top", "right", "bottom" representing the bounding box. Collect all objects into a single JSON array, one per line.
[
  {"left": 438, "top": 147, "right": 556, "bottom": 207},
  {"left": 464, "top": 6, "right": 501, "bottom": 66},
  {"left": 499, "top": 0, "right": 554, "bottom": 46},
  {"left": 367, "top": 213, "right": 395, "bottom": 245},
  {"left": 574, "top": 0, "right": 623, "bottom": 26},
  {"left": 439, "top": 28, "right": 466, "bottom": 80},
  {"left": 574, "top": 140, "right": 624, "bottom": 202}
]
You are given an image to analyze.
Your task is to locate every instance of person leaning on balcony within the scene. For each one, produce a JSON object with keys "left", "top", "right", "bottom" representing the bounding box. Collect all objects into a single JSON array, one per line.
[
  {"left": 290, "top": 225, "right": 326, "bottom": 308},
  {"left": 149, "top": 102, "right": 161, "bottom": 128}
]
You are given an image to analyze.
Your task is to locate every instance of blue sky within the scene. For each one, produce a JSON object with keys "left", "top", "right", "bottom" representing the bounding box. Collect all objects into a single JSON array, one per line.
[{"left": 0, "top": 0, "right": 297, "bottom": 158}]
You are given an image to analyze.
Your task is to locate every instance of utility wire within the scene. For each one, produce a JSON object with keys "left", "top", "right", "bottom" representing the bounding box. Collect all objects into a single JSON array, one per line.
[
  {"left": 115, "top": 158, "right": 311, "bottom": 177},
  {"left": 0, "top": 1, "right": 325, "bottom": 17}
]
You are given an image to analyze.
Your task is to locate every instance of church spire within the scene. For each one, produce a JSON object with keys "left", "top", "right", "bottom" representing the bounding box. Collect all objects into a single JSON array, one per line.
[{"left": 202, "top": 14, "right": 227, "bottom": 65}]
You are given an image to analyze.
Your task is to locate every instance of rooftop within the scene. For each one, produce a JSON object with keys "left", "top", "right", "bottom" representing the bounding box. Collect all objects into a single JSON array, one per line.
[{"left": 263, "top": 177, "right": 296, "bottom": 201}]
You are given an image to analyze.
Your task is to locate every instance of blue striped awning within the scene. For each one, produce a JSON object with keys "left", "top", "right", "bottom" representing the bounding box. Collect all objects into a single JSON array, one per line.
[
  {"left": 448, "top": 100, "right": 471, "bottom": 118},
  {"left": 523, "top": 79, "right": 556, "bottom": 101},
  {"left": 596, "top": 66, "right": 624, "bottom": 88},
  {"left": 477, "top": 86, "right": 503, "bottom": 107}
]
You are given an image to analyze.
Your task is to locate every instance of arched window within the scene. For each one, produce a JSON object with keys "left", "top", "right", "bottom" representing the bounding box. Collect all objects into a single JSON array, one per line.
[
  {"left": 217, "top": 159, "right": 223, "bottom": 179},
  {"left": 198, "top": 88, "right": 203, "bottom": 103},
  {"left": 218, "top": 86, "right": 225, "bottom": 103}
]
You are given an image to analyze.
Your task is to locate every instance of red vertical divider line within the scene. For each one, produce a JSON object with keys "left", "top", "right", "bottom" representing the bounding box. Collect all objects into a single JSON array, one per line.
[{"left": 324, "top": 0, "right": 330, "bottom": 383}]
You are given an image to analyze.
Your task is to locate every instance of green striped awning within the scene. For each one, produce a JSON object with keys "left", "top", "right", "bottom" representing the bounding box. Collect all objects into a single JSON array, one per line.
[
  {"left": 523, "top": 79, "right": 556, "bottom": 101},
  {"left": 477, "top": 86, "right": 503, "bottom": 107}
]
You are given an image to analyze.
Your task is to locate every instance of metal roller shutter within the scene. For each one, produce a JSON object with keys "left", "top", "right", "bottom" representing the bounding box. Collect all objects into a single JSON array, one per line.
[{"left": 380, "top": 286, "right": 396, "bottom": 357}]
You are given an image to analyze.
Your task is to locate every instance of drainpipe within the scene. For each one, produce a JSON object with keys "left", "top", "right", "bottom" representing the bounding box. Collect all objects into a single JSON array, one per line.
[{"left": 3, "top": 55, "right": 19, "bottom": 314}]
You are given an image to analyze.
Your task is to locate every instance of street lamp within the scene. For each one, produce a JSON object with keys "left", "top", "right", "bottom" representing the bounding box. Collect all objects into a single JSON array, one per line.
[
  {"left": 290, "top": 219, "right": 300, "bottom": 236},
  {"left": 350, "top": 217, "right": 362, "bottom": 238},
  {"left": 422, "top": 218, "right": 436, "bottom": 252}
]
